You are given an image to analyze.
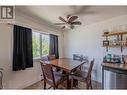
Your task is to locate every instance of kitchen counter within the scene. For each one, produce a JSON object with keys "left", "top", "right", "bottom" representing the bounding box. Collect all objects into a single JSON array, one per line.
[{"left": 101, "top": 63, "right": 127, "bottom": 89}]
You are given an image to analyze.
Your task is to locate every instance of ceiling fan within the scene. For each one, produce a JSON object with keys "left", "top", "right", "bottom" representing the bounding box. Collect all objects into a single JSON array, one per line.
[{"left": 55, "top": 15, "right": 82, "bottom": 29}]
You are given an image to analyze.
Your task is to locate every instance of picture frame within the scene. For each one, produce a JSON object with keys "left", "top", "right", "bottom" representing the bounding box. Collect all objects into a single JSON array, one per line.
[{"left": 103, "top": 40, "right": 109, "bottom": 46}]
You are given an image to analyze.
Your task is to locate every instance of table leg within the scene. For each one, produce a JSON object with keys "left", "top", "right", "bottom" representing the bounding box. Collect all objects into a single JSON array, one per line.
[
  {"left": 67, "top": 73, "right": 71, "bottom": 89},
  {"left": 102, "top": 66, "right": 104, "bottom": 89},
  {"left": 73, "top": 79, "right": 78, "bottom": 87}
]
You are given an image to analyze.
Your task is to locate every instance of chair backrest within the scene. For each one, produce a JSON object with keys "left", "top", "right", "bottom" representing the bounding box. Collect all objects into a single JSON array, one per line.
[
  {"left": 48, "top": 54, "right": 56, "bottom": 61},
  {"left": 41, "top": 56, "right": 49, "bottom": 61},
  {"left": 73, "top": 54, "right": 83, "bottom": 61},
  {"left": 40, "top": 61, "right": 55, "bottom": 83},
  {"left": 87, "top": 59, "right": 94, "bottom": 78}
]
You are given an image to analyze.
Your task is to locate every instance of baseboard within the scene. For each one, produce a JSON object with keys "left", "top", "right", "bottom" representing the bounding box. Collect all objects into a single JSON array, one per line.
[{"left": 19, "top": 78, "right": 42, "bottom": 89}]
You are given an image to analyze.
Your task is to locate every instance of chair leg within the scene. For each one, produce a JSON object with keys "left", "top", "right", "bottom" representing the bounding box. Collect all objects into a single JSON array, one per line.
[
  {"left": 86, "top": 83, "right": 89, "bottom": 89},
  {"left": 67, "top": 75, "right": 70, "bottom": 89},
  {"left": 53, "top": 85, "right": 57, "bottom": 89},
  {"left": 70, "top": 79, "right": 73, "bottom": 89},
  {"left": 53, "top": 86, "right": 56, "bottom": 89},
  {"left": 44, "top": 80, "right": 46, "bottom": 89},
  {"left": 73, "top": 79, "right": 78, "bottom": 87},
  {"left": 90, "top": 79, "right": 93, "bottom": 89},
  {"left": 56, "top": 85, "right": 58, "bottom": 89},
  {"left": 86, "top": 80, "right": 90, "bottom": 89}
]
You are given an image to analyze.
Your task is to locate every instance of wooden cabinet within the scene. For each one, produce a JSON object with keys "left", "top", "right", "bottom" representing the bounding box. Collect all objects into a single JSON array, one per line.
[{"left": 102, "top": 32, "right": 127, "bottom": 52}]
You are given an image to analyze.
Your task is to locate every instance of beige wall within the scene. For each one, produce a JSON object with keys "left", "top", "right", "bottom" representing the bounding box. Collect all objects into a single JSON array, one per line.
[
  {"left": 63, "top": 15, "right": 127, "bottom": 83},
  {"left": 0, "top": 12, "right": 63, "bottom": 89}
]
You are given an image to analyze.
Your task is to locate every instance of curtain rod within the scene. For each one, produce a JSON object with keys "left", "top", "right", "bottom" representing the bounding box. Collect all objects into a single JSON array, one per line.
[{"left": 7, "top": 23, "right": 60, "bottom": 36}]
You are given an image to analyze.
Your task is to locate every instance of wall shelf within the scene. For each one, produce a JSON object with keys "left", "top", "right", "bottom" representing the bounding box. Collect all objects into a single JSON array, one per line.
[
  {"left": 103, "top": 44, "right": 127, "bottom": 47},
  {"left": 102, "top": 32, "right": 127, "bottom": 52},
  {"left": 102, "top": 32, "right": 127, "bottom": 37}
]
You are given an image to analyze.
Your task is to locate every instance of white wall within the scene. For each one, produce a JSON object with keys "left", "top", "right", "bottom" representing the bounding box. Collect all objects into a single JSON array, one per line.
[
  {"left": 63, "top": 15, "right": 127, "bottom": 83},
  {"left": 1, "top": 9, "right": 127, "bottom": 89},
  {"left": 0, "top": 12, "right": 63, "bottom": 89}
]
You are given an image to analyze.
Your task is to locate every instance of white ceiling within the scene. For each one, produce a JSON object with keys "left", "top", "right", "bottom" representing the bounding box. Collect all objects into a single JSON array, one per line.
[{"left": 16, "top": 6, "right": 127, "bottom": 30}]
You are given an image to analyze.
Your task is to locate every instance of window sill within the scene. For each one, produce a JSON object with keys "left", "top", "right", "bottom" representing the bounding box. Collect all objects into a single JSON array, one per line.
[{"left": 33, "top": 57, "right": 41, "bottom": 62}]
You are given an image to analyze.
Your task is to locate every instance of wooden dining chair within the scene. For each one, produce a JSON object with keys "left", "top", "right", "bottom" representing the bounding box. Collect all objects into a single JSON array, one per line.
[
  {"left": 72, "top": 54, "right": 85, "bottom": 87},
  {"left": 71, "top": 59, "right": 94, "bottom": 89},
  {"left": 73, "top": 54, "right": 83, "bottom": 61},
  {"left": 73, "top": 54, "right": 89, "bottom": 69},
  {"left": 48, "top": 54, "right": 61, "bottom": 72},
  {"left": 41, "top": 56, "right": 49, "bottom": 61},
  {"left": 40, "top": 61, "right": 68, "bottom": 89},
  {"left": 48, "top": 54, "right": 56, "bottom": 61}
]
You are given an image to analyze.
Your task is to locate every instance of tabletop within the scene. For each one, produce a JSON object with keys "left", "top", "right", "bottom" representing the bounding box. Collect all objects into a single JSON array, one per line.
[{"left": 49, "top": 58, "right": 85, "bottom": 73}]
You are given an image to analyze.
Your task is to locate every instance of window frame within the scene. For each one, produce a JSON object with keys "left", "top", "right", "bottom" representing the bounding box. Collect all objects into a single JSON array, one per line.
[{"left": 32, "top": 31, "right": 50, "bottom": 60}]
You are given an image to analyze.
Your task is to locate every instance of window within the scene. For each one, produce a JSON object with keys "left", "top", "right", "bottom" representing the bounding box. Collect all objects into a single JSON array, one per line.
[
  {"left": 32, "top": 32, "right": 49, "bottom": 59},
  {"left": 41, "top": 34, "right": 49, "bottom": 56},
  {"left": 32, "top": 32, "right": 40, "bottom": 58}
]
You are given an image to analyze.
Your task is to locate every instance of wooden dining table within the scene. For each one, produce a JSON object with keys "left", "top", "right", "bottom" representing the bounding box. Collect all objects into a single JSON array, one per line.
[{"left": 49, "top": 58, "right": 86, "bottom": 89}]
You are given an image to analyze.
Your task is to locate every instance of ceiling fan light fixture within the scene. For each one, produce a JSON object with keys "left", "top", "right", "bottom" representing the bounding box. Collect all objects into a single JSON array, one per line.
[
  {"left": 65, "top": 24, "right": 71, "bottom": 29},
  {"left": 56, "top": 15, "right": 82, "bottom": 30}
]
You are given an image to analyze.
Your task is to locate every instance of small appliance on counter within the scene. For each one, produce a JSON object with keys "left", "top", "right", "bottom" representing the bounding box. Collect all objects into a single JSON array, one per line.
[{"left": 103, "top": 54, "right": 125, "bottom": 64}]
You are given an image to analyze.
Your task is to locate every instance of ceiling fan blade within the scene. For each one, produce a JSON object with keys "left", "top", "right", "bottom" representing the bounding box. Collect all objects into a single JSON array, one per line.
[
  {"left": 61, "top": 26, "right": 65, "bottom": 29},
  {"left": 71, "top": 21, "right": 82, "bottom": 25},
  {"left": 59, "top": 16, "right": 67, "bottom": 23},
  {"left": 67, "top": 15, "right": 71, "bottom": 19},
  {"left": 68, "top": 16, "right": 78, "bottom": 22},
  {"left": 54, "top": 23, "right": 66, "bottom": 25}
]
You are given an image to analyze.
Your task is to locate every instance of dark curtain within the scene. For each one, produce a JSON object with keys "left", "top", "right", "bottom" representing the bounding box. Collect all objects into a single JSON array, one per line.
[
  {"left": 13, "top": 25, "right": 33, "bottom": 71},
  {"left": 49, "top": 34, "right": 59, "bottom": 59}
]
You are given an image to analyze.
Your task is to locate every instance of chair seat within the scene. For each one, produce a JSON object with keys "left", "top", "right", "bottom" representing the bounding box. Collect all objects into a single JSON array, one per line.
[
  {"left": 46, "top": 71, "right": 67, "bottom": 86},
  {"left": 71, "top": 70, "right": 88, "bottom": 82},
  {"left": 54, "top": 72, "right": 67, "bottom": 84}
]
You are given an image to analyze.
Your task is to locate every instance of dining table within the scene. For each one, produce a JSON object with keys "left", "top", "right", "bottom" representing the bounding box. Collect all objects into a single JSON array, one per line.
[{"left": 49, "top": 58, "right": 86, "bottom": 89}]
